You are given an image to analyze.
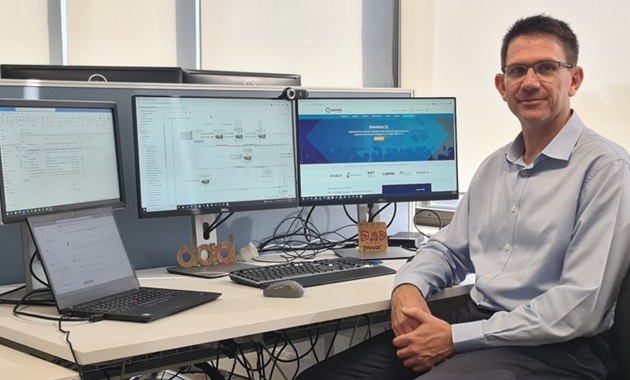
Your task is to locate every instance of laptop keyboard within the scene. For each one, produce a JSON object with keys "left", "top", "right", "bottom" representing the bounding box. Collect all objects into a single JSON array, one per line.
[{"left": 76, "top": 288, "right": 184, "bottom": 314}]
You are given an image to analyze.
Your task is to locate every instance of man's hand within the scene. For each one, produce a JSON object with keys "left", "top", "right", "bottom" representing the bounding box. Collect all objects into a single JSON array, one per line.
[
  {"left": 392, "top": 307, "right": 455, "bottom": 372},
  {"left": 391, "top": 284, "right": 430, "bottom": 336}
]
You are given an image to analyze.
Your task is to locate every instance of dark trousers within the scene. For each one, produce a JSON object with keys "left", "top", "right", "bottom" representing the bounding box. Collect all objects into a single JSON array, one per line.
[{"left": 295, "top": 300, "right": 610, "bottom": 380}]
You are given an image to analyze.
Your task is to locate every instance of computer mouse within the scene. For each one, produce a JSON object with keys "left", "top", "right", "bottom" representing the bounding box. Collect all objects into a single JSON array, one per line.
[{"left": 263, "top": 280, "right": 305, "bottom": 298}]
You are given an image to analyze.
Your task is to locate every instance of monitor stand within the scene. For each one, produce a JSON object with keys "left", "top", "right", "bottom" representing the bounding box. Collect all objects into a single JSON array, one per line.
[
  {"left": 192, "top": 213, "right": 218, "bottom": 246},
  {"left": 333, "top": 204, "right": 416, "bottom": 260}
]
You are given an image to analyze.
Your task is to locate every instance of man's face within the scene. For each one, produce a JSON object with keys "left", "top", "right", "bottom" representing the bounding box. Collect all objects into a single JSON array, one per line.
[{"left": 495, "top": 35, "right": 583, "bottom": 129}]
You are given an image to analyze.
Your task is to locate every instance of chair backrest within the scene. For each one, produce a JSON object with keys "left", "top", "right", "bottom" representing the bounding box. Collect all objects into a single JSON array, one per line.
[{"left": 610, "top": 264, "right": 630, "bottom": 378}]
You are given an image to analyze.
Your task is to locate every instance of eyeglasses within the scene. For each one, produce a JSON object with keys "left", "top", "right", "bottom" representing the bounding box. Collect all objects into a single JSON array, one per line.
[{"left": 501, "top": 60, "right": 574, "bottom": 80}]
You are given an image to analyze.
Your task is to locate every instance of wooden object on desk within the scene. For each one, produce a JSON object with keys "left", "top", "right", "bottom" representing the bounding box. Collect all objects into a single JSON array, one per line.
[{"left": 358, "top": 222, "right": 388, "bottom": 252}]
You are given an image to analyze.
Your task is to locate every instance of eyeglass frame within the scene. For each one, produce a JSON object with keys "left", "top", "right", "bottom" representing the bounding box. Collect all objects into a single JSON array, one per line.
[{"left": 501, "top": 60, "right": 575, "bottom": 80}]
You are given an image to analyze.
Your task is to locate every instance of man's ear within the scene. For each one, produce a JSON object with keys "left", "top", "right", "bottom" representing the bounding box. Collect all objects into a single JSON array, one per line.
[
  {"left": 568, "top": 66, "right": 584, "bottom": 97},
  {"left": 495, "top": 73, "right": 508, "bottom": 101}
]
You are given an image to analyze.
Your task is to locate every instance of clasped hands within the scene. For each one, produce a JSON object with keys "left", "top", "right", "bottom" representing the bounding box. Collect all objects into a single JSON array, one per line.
[{"left": 391, "top": 284, "right": 456, "bottom": 373}]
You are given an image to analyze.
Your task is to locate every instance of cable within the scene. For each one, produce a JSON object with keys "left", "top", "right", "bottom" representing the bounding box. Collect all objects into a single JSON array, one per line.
[
  {"left": 203, "top": 212, "right": 235, "bottom": 240},
  {"left": 11, "top": 288, "right": 104, "bottom": 380},
  {"left": 413, "top": 208, "right": 444, "bottom": 238},
  {"left": 11, "top": 289, "right": 87, "bottom": 322},
  {"left": 0, "top": 284, "right": 26, "bottom": 298},
  {"left": 194, "top": 361, "right": 225, "bottom": 379},
  {"left": 254, "top": 209, "right": 336, "bottom": 259},
  {"left": 235, "top": 343, "right": 255, "bottom": 379},
  {"left": 251, "top": 202, "right": 400, "bottom": 260},
  {"left": 29, "top": 249, "right": 49, "bottom": 288},
  {"left": 58, "top": 316, "right": 86, "bottom": 380},
  {"left": 253, "top": 203, "right": 399, "bottom": 258},
  {"left": 342, "top": 202, "right": 396, "bottom": 226},
  {"left": 0, "top": 285, "right": 55, "bottom": 307},
  {"left": 259, "top": 342, "right": 290, "bottom": 380},
  {"left": 324, "top": 320, "right": 341, "bottom": 359},
  {"left": 348, "top": 315, "right": 361, "bottom": 349}
]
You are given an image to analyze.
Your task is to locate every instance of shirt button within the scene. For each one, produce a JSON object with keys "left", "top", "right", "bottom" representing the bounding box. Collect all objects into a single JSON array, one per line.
[
  {"left": 485, "top": 274, "right": 492, "bottom": 279},
  {"left": 520, "top": 170, "right": 528, "bottom": 177},
  {"left": 511, "top": 206, "right": 518, "bottom": 212}
]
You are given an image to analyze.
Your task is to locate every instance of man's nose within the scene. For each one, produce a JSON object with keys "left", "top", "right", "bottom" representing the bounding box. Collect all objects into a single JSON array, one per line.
[{"left": 520, "top": 67, "right": 541, "bottom": 89}]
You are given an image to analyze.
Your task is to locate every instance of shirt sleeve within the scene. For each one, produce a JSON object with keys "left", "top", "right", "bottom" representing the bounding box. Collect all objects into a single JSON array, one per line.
[{"left": 393, "top": 191, "right": 474, "bottom": 298}]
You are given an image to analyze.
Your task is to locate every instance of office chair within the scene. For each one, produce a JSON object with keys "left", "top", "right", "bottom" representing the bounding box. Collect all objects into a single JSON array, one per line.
[{"left": 608, "top": 263, "right": 630, "bottom": 380}]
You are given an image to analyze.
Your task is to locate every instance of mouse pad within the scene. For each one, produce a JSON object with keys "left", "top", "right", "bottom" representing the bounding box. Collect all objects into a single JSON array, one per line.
[{"left": 167, "top": 262, "right": 258, "bottom": 278}]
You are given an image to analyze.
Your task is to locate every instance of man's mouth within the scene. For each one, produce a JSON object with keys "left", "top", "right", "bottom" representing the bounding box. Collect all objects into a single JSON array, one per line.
[{"left": 518, "top": 98, "right": 545, "bottom": 106}]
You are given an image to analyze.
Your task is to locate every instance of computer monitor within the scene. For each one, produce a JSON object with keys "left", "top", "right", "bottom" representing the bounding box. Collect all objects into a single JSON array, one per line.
[
  {"left": 132, "top": 95, "right": 298, "bottom": 245},
  {"left": 0, "top": 99, "right": 125, "bottom": 223},
  {"left": 0, "top": 98, "right": 125, "bottom": 289},
  {"left": 295, "top": 97, "right": 458, "bottom": 259},
  {"left": 296, "top": 97, "right": 458, "bottom": 206},
  {"left": 0, "top": 64, "right": 183, "bottom": 83},
  {"left": 182, "top": 69, "right": 301, "bottom": 86}
]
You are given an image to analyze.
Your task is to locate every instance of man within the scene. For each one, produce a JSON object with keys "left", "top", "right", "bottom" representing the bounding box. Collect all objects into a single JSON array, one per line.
[{"left": 296, "top": 14, "right": 630, "bottom": 380}]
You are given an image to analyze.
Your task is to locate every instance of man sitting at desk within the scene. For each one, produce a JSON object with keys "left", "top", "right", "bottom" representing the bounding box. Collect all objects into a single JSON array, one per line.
[{"left": 296, "top": 14, "right": 630, "bottom": 380}]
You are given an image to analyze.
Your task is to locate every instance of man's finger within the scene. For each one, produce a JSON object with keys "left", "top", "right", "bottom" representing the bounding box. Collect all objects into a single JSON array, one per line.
[{"left": 401, "top": 306, "right": 432, "bottom": 323}]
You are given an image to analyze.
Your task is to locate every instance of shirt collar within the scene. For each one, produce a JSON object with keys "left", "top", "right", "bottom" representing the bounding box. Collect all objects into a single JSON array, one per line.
[{"left": 506, "top": 111, "right": 585, "bottom": 165}]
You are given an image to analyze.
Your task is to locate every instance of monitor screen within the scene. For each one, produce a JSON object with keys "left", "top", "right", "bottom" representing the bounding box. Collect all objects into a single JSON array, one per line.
[
  {"left": 0, "top": 99, "right": 125, "bottom": 224},
  {"left": 182, "top": 69, "right": 301, "bottom": 86},
  {"left": 132, "top": 95, "right": 298, "bottom": 217},
  {"left": 0, "top": 64, "right": 183, "bottom": 83},
  {"left": 296, "top": 97, "right": 458, "bottom": 206}
]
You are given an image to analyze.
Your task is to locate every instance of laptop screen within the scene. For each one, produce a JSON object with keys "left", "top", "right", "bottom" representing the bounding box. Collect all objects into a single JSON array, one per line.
[{"left": 28, "top": 207, "right": 139, "bottom": 310}]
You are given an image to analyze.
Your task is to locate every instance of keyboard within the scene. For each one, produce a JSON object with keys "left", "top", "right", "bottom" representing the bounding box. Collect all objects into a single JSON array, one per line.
[
  {"left": 77, "top": 288, "right": 184, "bottom": 314},
  {"left": 228, "top": 257, "right": 396, "bottom": 288}
]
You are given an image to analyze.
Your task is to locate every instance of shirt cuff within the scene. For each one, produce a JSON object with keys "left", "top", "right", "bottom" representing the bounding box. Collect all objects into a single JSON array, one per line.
[
  {"left": 451, "top": 320, "right": 486, "bottom": 352},
  {"left": 392, "top": 276, "right": 432, "bottom": 300}
]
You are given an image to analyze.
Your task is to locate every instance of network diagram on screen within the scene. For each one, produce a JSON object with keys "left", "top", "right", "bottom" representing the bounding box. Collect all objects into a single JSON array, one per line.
[{"left": 134, "top": 96, "right": 297, "bottom": 214}]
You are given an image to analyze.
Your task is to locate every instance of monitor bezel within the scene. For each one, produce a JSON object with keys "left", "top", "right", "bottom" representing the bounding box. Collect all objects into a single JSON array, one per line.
[
  {"left": 0, "top": 64, "right": 183, "bottom": 83},
  {"left": 295, "top": 96, "right": 459, "bottom": 207},
  {"left": 131, "top": 94, "right": 299, "bottom": 219},
  {"left": 0, "top": 98, "right": 126, "bottom": 224},
  {"left": 182, "top": 69, "right": 301, "bottom": 86}
]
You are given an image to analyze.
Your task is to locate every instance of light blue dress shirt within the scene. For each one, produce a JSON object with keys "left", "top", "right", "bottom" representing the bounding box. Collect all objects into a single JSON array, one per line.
[{"left": 394, "top": 111, "right": 630, "bottom": 352}]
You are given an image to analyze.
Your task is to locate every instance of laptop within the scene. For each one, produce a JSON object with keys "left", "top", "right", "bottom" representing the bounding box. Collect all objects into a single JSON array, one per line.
[{"left": 27, "top": 207, "right": 221, "bottom": 323}]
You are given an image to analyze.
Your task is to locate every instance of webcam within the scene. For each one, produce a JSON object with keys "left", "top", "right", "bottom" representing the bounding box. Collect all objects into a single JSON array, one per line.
[{"left": 282, "top": 87, "right": 308, "bottom": 100}]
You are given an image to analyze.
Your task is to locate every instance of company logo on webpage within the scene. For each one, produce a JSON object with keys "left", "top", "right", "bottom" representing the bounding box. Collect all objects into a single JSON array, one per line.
[{"left": 325, "top": 107, "right": 343, "bottom": 114}]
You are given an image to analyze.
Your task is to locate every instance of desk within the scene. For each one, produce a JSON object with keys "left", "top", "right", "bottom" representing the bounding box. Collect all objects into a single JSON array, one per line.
[
  {"left": 0, "top": 344, "right": 79, "bottom": 379},
  {"left": 0, "top": 258, "right": 407, "bottom": 378}
]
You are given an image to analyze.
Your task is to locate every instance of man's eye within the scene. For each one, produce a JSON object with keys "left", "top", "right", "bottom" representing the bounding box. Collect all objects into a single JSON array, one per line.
[
  {"left": 508, "top": 66, "right": 527, "bottom": 76},
  {"left": 536, "top": 63, "right": 556, "bottom": 75}
]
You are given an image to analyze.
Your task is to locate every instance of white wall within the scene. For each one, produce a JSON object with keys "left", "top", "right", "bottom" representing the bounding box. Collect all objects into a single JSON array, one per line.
[
  {"left": 401, "top": 0, "right": 630, "bottom": 191},
  {"left": 200, "top": 0, "right": 364, "bottom": 87},
  {"left": 0, "top": 0, "right": 50, "bottom": 64},
  {"left": 65, "top": 0, "right": 178, "bottom": 66}
]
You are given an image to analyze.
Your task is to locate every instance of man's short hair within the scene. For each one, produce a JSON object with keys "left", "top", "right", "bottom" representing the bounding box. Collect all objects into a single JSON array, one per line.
[{"left": 500, "top": 14, "right": 579, "bottom": 68}]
